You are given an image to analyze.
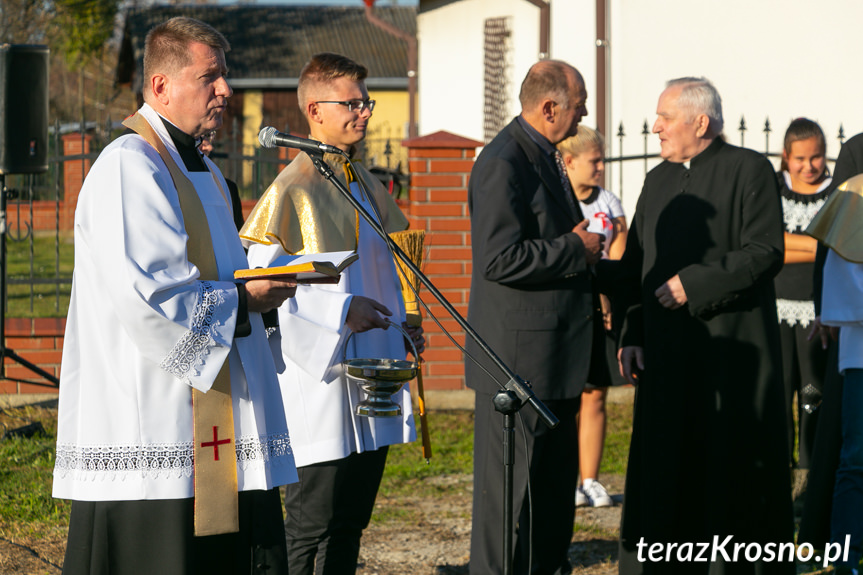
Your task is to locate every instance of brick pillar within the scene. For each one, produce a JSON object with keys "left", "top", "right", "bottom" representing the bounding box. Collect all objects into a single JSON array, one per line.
[
  {"left": 1, "top": 318, "right": 64, "bottom": 394},
  {"left": 275, "top": 134, "right": 304, "bottom": 172},
  {"left": 402, "top": 131, "right": 482, "bottom": 391},
  {"left": 62, "top": 133, "right": 93, "bottom": 230}
]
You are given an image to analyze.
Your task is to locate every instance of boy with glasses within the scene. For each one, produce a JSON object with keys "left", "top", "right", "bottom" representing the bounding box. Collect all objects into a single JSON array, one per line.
[{"left": 241, "top": 52, "right": 423, "bottom": 575}]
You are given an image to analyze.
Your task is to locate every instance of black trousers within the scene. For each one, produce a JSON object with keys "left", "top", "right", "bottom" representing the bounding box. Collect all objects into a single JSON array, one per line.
[
  {"left": 62, "top": 488, "right": 287, "bottom": 575},
  {"left": 283, "top": 447, "right": 389, "bottom": 575},
  {"left": 469, "top": 392, "right": 580, "bottom": 575},
  {"left": 779, "top": 322, "right": 828, "bottom": 468},
  {"left": 799, "top": 342, "right": 844, "bottom": 548}
]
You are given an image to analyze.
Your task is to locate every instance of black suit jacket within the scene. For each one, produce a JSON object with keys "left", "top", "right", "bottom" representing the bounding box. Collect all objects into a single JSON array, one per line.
[{"left": 465, "top": 118, "right": 597, "bottom": 400}]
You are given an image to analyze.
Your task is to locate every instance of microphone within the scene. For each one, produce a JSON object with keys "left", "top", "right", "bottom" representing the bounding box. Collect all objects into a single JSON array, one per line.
[{"left": 258, "top": 126, "right": 342, "bottom": 155}]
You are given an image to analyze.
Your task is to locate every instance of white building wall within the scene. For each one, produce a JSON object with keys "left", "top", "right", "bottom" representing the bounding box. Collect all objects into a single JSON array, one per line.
[
  {"left": 419, "top": 0, "right": 863, "bottom": 216},
  {"left": 418, "top": 0, "right": 540, "bottom": 140},
  {"left": 548, "top": 1, "right": 596, "bottom": 117},
  {"left": 604, "top": 0, "right": 863, "bottom": 215}
]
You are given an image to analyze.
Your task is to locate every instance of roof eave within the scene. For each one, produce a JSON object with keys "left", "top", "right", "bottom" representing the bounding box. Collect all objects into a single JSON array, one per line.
[{"left": 228, "top": 77, "right": 409, "bottom": 90}]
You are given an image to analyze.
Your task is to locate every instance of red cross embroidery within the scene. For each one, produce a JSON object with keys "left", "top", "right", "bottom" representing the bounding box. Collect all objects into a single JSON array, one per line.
[{"left": 200, "top": 426, "right": 232, "bottom": 461}]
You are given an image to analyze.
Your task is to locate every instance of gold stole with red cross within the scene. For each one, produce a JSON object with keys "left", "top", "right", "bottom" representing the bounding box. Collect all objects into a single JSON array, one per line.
[{"left": 123, "top": 112, "right": 239, "bottom": 536}]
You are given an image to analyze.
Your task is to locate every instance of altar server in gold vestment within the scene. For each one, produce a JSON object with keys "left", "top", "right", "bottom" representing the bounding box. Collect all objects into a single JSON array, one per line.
[{"left": 241, "top": 52, "right": 422, "bottom": 575}]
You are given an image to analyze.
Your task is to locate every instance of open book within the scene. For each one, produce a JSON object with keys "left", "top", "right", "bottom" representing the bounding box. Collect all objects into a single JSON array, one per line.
[{"left": 234, "top": 251, "right": 358, "bottom": 284}]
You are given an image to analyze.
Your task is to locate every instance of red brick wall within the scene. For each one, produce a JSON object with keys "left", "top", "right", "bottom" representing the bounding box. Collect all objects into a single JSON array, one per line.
[
  {"left": 402, "top": 131, "right": 482, "bottom": 391},
  {"left": 6, "top": 201, "right": 64, "bottom": 234},
  {"left": 60, "top": 133, "right": 92, "bottom": 230},
  {"left": 0, "top": 318, "right": 64, "bottom": 394}
]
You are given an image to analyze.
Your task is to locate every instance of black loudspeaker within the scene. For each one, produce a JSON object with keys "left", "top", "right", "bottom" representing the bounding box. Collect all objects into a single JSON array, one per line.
[{"left": 0, "top": 45, "right": 49, "bottom": 175}]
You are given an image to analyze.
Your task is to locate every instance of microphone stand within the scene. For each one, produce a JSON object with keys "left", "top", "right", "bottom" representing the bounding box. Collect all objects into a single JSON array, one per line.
[{"left": 307, "top": 152, "right": 558, "bottom": 575}]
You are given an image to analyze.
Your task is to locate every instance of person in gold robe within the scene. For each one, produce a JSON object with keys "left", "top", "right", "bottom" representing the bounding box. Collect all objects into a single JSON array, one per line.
[{"left": 241, "top": 53, "right": 423, "bottom": 575}]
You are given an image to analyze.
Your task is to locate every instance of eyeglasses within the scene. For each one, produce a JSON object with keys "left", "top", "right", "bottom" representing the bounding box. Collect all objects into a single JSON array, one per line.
[{"left": 314, "top": 99, "right": 376, "bottom": 113}]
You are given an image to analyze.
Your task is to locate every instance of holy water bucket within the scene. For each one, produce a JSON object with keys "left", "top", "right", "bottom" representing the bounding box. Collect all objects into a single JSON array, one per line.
[{"left": 342, "top": 320, "right": 419, "bottom": 418}]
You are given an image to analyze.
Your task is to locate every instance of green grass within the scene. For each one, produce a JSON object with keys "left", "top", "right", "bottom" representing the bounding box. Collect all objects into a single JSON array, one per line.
[
  {"left": 374, "top": 401, "right": 633, "bottom": 525},
  {"left": 0, "top": 398, "right": 635, "bottom": 555},
  {"left": 380, "top": 410, "right": 476, "bottom": 497},
  {"left": 376, "top": 400, "right": 634, "bottom": 524},
  {"left": 0, "top": 389, "right": 844, "bottom": 575},
  {"left": 0, "top": 404, "right": 70, "bottom": 541},
  {"left": 602, "top": 399, "right": 634, "bottom": 476},
  {"left": 572, "top": 519, "right": 618, "bottom": 537},
  {"left": 4, "top": 233, "right": 73, "bottom": 318},
  {"left": 381, "top": 401, "right": 633, "bottom": 490}
]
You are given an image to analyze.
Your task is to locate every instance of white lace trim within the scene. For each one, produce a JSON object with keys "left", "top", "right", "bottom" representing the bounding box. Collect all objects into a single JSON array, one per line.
[
  {"left": 776, "top": 298, "right": 815, "bottom": 327},
  {"left": 236, "top": 431, "right": 293, "bottom": 466},
  {"left": 160, "top": 282, "right": 222, "bottom": 383},
  {"left": 54, "top": 432, "right": 293, "bottom": 481},
  {"left": 54, "top": 441, "right": 194, "bottom": 480},
  {"left": 782, "top": 196, "right": 826, "bottom": 233}
]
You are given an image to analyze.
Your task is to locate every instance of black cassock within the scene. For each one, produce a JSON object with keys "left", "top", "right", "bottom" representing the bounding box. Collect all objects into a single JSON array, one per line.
[{"left": 607, "top": 138, "right": 794, "bottom": 574}]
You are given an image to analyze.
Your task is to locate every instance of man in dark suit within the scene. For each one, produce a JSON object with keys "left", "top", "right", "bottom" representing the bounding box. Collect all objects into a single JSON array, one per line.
[{"left": 466, "top": 59, "right": 604, "bottom": 575}]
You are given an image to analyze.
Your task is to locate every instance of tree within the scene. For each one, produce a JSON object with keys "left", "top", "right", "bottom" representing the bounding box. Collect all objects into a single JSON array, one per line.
[
  {"left": 48, "top": 0, "right": 126, "bottom": 139},
  {"left": 0, "top": 0, "right": 51, "bottom": 44},
  {"left": 51, "top": 0, "right": 120, "bottom": 71}
]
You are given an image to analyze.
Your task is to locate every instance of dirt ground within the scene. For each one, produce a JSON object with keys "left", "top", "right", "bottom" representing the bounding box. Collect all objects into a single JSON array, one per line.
[
  {"left": 0, "top": 395, "right": 831, "bottom": 575},
  {"left": 0, "top": 474, "right": 624, "bottom": 575},
  {"left": 0, "top": 484, "right": 623, "bottom": 575},
  {"left": 356, "top": 473, "right": 623, "bottom": 575},
  {"left": 0, "top": 394, "right": 626, "bottom": 575},
  {"left": 0, "top": 466, "right": 836, "bottom": 575}
]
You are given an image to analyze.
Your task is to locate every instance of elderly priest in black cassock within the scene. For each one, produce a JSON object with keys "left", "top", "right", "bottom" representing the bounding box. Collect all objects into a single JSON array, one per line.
[{"left": 606, "top": 77, "right": 795, "bottom": 574}]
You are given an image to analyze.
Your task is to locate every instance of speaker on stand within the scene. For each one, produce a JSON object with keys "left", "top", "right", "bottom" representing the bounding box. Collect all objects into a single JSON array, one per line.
[{"left": 0, "top": 44, "right": 59, "bottom": 386}]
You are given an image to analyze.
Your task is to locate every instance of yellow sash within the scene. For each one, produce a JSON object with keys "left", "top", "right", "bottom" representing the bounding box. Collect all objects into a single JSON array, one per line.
[{"left": 123, "top": 113, "right": 239, "bottom": 536}]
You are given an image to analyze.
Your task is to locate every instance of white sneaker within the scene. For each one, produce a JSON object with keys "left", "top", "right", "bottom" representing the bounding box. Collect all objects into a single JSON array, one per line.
[
  {"left": 582, "top": 479, "right": 613, "bottom": 507},
  {"left": 575, "top": 486, "right": 588, "bottom": 507}
]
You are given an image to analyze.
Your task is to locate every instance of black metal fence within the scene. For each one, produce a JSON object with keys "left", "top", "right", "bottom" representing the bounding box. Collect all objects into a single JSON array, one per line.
[
  {"left": 604, "top": 116, "right": 847, "bottom": 206},
  {"left": 17, "top": 116, "right": 410, "bottom": 203},
  {"left": 5, "top": 115, "right": 849, "bottom": 316},
  {"left": 3, "top": 115, "right": 410, "bottom": 315},
  {"left": 2, "top": 119, "right": 74, "bottom": 317}
]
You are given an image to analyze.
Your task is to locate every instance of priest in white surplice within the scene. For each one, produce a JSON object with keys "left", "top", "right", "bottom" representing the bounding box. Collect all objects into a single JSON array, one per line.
[
  {"left": 53, "top": 17, "right": 298, "bottom": 575},
  {"left": 240, "top": 53, "right": 422, "bottom": 574}
]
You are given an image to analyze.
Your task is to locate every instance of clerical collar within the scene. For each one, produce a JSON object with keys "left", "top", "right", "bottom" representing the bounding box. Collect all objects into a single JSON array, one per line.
[
  {"left": 690, "top": 137, "right": 725, "bottom": 168},
  {"left": 672, "top": 138, "right": 728, "bottom": 170},
  {"left": 517, "top": 115, "right": 556, "bottom": 157},
  {"left": 159, "top": 116, "right": 208, "bottom": 172}
]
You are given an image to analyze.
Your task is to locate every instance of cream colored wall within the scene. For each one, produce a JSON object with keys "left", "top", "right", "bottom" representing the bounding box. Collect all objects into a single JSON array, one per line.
[
  {"left": 365, "top": 89, "right": 411, "bottom": 169},
  {"left": 242, "top": 90, "right": 264, "bottom": 186}
]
